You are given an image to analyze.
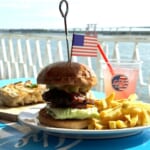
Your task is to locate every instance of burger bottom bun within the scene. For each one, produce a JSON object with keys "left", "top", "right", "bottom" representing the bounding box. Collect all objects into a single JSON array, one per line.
[{"left": 38, "top": 108, "right": 90, "bottom": 129}]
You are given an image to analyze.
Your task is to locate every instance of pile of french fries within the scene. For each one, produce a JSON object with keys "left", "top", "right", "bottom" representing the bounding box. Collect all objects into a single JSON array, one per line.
[{"left": 88, "top": 93, "right": 150, "bottom": 130}]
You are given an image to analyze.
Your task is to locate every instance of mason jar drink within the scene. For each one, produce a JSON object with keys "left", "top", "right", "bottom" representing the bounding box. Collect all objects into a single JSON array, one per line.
[{"left": 102, "top": 59, "right": 141, "bottom": 99}]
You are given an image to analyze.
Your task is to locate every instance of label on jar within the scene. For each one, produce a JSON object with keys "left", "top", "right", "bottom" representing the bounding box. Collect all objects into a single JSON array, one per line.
[{"left": 111, "top": 74, "right": 129, "bottom": 91}]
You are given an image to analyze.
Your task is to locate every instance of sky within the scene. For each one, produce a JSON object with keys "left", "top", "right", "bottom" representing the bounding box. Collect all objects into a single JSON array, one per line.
[{"left": 0, "top": 0, "right": 150, "bottom": 29}]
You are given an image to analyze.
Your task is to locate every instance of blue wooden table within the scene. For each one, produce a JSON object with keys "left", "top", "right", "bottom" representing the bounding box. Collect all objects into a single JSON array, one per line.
[{"left": 1, "top": 121, "right": 150, "bottom": 150}]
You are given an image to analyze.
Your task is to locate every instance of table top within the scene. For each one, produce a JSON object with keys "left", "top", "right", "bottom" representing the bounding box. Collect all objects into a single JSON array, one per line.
[
  {"left": 1, "top": 121, "right": 150, "bottom": 150},
  {"left": 1, "top": 78, "right": 150, "bottom": 150}
]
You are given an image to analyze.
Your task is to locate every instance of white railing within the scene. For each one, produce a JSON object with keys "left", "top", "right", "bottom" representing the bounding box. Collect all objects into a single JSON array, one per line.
[{"left": 0, "top": 32, "right": 150, "bottom": 99}]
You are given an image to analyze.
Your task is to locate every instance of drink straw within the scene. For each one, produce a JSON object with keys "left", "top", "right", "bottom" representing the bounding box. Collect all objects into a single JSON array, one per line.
[{"left": 97, "top": 43, "right": 115, "bottom": 75}]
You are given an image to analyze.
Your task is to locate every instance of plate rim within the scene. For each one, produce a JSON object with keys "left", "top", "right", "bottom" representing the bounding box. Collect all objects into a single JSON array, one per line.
[{"left": 18, "top": 108, "right": 150, "bottom": 138}]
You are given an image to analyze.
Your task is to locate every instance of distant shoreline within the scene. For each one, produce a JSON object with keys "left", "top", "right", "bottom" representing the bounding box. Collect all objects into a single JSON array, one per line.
[{"left": 1, "top": 28, "right": 150, "bottom": 36}]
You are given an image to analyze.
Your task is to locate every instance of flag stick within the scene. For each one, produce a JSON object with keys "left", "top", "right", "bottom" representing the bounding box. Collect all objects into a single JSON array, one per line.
[
  {"left": 97, "top": 43, "right": 115, "bottom": 75},
  {"left": 59, "top": 0, "right": 70, "bottom": 62}
]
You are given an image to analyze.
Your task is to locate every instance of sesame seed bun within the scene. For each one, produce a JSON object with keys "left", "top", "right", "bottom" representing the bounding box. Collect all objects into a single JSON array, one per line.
[{"left": 37, "top": 61, "right": 97, "bottom": 89}]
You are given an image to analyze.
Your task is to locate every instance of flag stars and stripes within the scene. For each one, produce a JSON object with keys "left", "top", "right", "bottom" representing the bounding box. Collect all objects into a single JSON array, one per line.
[{"left": 71, "top": 34, "right": 98, "bottom": 57}]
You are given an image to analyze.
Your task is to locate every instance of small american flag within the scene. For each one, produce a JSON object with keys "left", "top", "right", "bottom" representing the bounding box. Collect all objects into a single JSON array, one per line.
[{"left": 71, "top": 34, "right": 98, "bottom": 57}]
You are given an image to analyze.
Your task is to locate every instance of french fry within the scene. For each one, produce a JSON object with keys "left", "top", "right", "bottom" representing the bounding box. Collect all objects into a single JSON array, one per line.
[
  {"left": 105, "top": 92, "right": 115, "bottom": 107},
  {"left": 116, "top": 120, "right": 128, "bottom": 129},
  {"left": 88, "top": 118, "right": 105, "bottom": 130},
  {"left": 128, "top": 93, "right": 138, "bottom": 101},
  {"left": 122, "top": 101, "right": 142, "bottom": 115},
  {"left": 89, "top": 92, "right": 150, "bottom": 130},
  {"left": 140, "top": 109, "right": 150, "bottom": 125},
  {"left": 100, "top": 105, "right": 123, "bottom": 123},
  {"left": 100, "top": 99, "right": 108, "bottom": 110},
  {"left": 109, "top": 121, "right": 117, "bottom": 129},
  {"left": 125, "top": 114, "right": 138, "bottom": 127}
]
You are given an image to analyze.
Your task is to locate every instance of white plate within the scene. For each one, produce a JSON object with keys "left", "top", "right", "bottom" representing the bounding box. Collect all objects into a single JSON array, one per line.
[{"left": 18, "top": 106, "right": 150, "bottom": 139}]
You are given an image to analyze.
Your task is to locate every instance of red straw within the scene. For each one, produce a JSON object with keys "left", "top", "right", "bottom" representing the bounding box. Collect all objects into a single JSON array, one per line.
[{"left": 97, "top": 43, "right": 115, "bottom": 75}]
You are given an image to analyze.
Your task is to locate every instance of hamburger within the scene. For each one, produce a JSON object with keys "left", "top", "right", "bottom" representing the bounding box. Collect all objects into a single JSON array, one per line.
[{"left": 37, "top": 61, "right": 99, "bottom": 129}]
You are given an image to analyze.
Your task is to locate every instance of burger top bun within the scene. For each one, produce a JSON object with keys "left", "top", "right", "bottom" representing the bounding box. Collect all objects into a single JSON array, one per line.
[{"left": 37, "top": 61, "right": 97, "bottom": 89}]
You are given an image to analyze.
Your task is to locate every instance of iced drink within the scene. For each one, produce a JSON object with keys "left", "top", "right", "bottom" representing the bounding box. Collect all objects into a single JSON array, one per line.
[{"left": 103, "top": 60, "right": 141, "bottom": 99}]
